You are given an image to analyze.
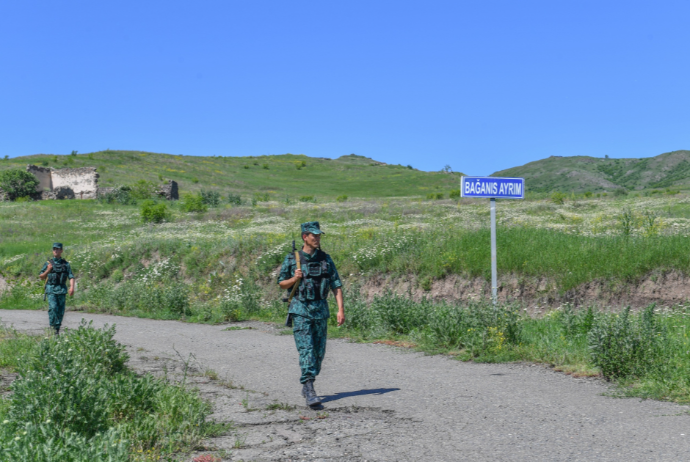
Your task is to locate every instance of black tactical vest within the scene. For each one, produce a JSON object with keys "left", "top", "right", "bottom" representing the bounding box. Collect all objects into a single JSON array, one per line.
[
  {"left": 47, "top": 258, "right": 69, "bottom": 286},
  {"left": 288, "top": 249, "right": 334, "bottom": 302}
]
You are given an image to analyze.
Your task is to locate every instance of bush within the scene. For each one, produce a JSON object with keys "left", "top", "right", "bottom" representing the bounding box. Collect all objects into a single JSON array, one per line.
[
  {"left": 584, "top": 191, "right": 593, "bottom": 198},
  {"left": 141, "top": 200, "right": 168, "bottom": 223},
  {"left": 0, "top": 169, "right": 39, "bottom": 201},
  {"left": 449, "top": 189, "right": 461, "bottom": 199},
  {"left": 129, "top": 179, "right": 157, "bottom": 200},
  {"left": 181, "top": 194, "right": 208, "bottom": 213},
  {"left": 551, "top": 191, "right": 567, "bottom": 204},
  {"left": 200, "top": 189, "right": 221, "bottom": 207},
  {"left": 336, "top": 195, "right": 348, "bottom": 202},
  {"left": 0, "top": 322, "right": 211, "bottom": 460},
  {"left": 98, "top": 185, "right": 136, "bottom": 205},
  {"left": 191, "top": 177, "right": 199, "bottom": 184},
  {"left": 588, "top": 306, "right": 664, "bottom": 380},
  {"left": 227, "top": 193, "right": 242, "bottom": 205},
  {"left": 262, "top": 164, "right": 269, "bottom": 170},
  {"left": 299, "top": 195, "right": 314, "bottom": 202}
]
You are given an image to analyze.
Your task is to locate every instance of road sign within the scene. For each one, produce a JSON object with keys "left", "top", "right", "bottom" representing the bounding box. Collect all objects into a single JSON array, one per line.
[
  {"left": 461, "top": 176, "right": 525, "bottom": 199},
  {"left": 459, "top": 176, "right": 525, "bottom": 304}
]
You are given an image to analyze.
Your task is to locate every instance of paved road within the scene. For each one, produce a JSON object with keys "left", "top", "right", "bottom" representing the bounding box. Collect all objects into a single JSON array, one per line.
[{"left": 2, "top": 309, "right": 689, "bottom": 461}]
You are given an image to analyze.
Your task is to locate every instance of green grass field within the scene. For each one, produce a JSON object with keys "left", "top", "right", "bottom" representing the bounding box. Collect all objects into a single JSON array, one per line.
[{"left": 0, "top": 150, "right": 462, "bottom": 199}]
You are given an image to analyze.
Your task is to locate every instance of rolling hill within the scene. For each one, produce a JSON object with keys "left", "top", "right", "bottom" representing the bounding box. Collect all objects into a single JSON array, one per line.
[
  {"left": 0, "top": 151, "right": 463, "bottom": 199},
  {"left": 492, "top": 150, "right": 690, "bottom": 193}
]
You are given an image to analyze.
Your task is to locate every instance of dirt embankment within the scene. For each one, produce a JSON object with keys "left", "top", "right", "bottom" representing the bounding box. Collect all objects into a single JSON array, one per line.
[{"left": 357, "top": 271, "right": 690, "bottom": 310}]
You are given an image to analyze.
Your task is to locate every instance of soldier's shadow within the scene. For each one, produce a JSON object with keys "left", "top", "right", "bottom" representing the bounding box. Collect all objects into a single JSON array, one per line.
[{"left": 320, "top": 388, "right": 400, "bottom": 404}]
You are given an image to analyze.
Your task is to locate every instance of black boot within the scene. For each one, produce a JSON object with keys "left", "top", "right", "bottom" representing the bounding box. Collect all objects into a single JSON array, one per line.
[
  {"left": 301, "top": 380, "right": 322, "bottom": 407},
  {"left": 54, "top": 326, "right": 60, "bottom": 337}
]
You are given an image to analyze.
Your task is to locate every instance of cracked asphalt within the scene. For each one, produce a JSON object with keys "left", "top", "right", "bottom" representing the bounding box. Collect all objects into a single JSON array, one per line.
[{"left": 2, "top": 309, "right": 690, "bottom": 461}]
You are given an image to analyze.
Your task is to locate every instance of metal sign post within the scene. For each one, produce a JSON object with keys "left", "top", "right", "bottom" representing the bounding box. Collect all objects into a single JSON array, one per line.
[{"left": 461, "top": 176, "right": 525, "bottom": 305}]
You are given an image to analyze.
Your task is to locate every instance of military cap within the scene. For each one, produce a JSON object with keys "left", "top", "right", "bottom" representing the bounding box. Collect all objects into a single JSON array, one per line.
[
  {"left": 52, "top": 242, "right": 63, "bottom": 249},
  {"left": 301, "top": 221, "right": 325, "bottom": 235}
]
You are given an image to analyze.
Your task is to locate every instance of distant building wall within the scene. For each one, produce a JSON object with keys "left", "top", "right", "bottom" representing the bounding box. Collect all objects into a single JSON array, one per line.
[
  {"left": 27, "top": 165, "right": 53, "bottom": 192},
  {"left": 50, "top": 167, "right": 99, "bottom": 199}
]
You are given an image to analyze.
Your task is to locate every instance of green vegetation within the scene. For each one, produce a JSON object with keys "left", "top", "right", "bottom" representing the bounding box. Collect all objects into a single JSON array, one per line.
[
  {"left": 494, "top": 150, "right": 690, "bottom": 193},
  {"left": 0, "top": 151, "right": 464, "bottom": 200},
  {"left": 338, "top": 292, "right": 690, "bottom": 402},
  {"left": 0, "top": 322, "right": 219, "bottom": 460},
  {"left": 0, "top": 169, "right": 39, "bottom": 201},
  {"left": 3, "top": 181, "right": 690, "bottom": 402},
  {"left": 140, "top": 200, "right": 168, "bottom": 223}
]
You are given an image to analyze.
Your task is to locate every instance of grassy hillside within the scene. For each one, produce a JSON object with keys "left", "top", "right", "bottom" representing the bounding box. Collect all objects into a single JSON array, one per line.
[
  {"left": 493, "top": 150, "right": 690, "bottom": 193},
  {"left": 0, "top": 150, "right": 463, "bottom": 199}
]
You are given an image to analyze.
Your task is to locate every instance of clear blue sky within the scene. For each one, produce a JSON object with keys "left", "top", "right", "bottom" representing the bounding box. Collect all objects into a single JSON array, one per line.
[{"left": 2, "top": 1, "right": 688, "bottom": 175}]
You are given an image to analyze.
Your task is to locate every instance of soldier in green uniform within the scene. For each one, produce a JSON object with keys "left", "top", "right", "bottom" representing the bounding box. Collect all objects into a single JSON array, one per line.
[
  {"left": 39, "top": 243, "right": 75, "bottom": 335},
  {"left": 278, "top": 222, "right": 345, "bottom": 408}
]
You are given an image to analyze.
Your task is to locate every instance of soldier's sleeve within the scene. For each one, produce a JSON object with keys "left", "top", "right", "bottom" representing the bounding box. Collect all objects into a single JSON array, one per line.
[
  {"left": 327, "top": 256, "right": 343, "bottom": 290},
  {"left": 277, "top": 254, "right": 294, "bottom": 284},
  {"left": 39, "top": 261, "right": 48, "bottom": 276},
  {"left": 67, "top": 262, "right": 75, "bottom": 280}
]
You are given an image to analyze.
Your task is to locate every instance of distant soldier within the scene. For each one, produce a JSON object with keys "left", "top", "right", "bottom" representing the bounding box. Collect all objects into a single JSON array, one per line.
[
  {"left": 39, "top": 243, "right": 75, "bottom": 335},
  {"left": 278, "top": 222, "right": 345, "bottom": 408}
]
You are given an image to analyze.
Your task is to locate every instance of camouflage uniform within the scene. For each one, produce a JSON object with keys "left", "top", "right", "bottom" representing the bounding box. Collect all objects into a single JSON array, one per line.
[
  {"left": 40, "top": 243, "right": 75, "bottom": 333},
  {"left": 278, "top": 223, "right": 342, "bottom": 384}
]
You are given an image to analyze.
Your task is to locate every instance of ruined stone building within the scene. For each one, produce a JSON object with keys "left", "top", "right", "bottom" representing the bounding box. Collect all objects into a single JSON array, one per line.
[{"left": 27, "top": 165, "right": 100, "bottom": 199}]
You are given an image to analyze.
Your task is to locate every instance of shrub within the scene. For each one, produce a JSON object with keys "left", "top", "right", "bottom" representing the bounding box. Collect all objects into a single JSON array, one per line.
[
  {"left": 0, "top": 169, "right": 39, "bottom": 201},
  {"left": 435, "top": 193, "right": 443, "bottom": 200},
  {"left": 336, "top": 195, "right": 348, "bottom": 202},
  {"left": 584, "top": 191, "right": 593, "bottom": 198},
  {"left": 617, "top": 207, "right": 637, "bottom": 236},
  {"left": 299, "top": 195, "right": 314, "bottom": 202},
  {"left": 551, "top": 191, "right": 567, "bottom": 204},
  {"left": 262, "top": 164, "right": 269, "bottom": 169},
  {"left": 227, "top": 193, "right": 242, "bottom": 205},
  {"left": 449, "top": 189, "right": 461, "bottom": 199},
  {"left": 200, "top": 189, "right": 221, "bottom": 207},
  {"left": 181, "top": 194, "right": 208, "bottom": 213},
  {"left": 129, "top": 179, "right": 157, "bottom": 200},
  {"left": 588, "top": 306, "right": 665, "bottom": 380},
  {"left": 192, "top": 177, "right": 199, "bottom": 184},
  {"left": 614, "top": 188, "right": 628, "bottom": 196},
  {"left": 0, "top": 322, "right": 210, "bottom": 459},
  {"left": 140, "top": 200, "right": 168, "bottom": 223},
  {"left": 243, "top": 165, "right": 250, "bottom": 169},
  {"left": 99, "top": 185, "right": 136, "bottom": 205}
]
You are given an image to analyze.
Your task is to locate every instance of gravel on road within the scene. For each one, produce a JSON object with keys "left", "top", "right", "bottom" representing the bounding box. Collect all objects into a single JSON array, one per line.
[{"left": 1, "top": 309, "right": 689, "bottom": 461}]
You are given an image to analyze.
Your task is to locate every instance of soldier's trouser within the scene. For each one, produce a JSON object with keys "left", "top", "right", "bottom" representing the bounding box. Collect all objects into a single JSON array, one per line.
[
  {"left": 292, "top": 315, "right": 328, "bottom": 384},
  {"left": 47, "top": 294, "right": 66, "bottom": 330}
]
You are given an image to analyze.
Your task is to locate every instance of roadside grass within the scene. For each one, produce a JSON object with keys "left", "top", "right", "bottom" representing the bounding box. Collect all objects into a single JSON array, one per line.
[
  {"left": 0, "top": 321, "right": 224, "bottom": 461},
  {"left": 327, "top": 291, "right": 690, "bottom": 403}
]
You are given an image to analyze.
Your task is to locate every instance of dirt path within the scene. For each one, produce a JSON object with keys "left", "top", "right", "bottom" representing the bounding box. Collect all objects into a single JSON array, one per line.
[{"left": 2, "top": 309, "right": 690, "bottom": 461}]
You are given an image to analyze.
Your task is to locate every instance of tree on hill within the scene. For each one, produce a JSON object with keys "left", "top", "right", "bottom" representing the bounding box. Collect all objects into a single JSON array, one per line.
[{"left": 0, "top": 169, "right": 39, "bottom": 201}]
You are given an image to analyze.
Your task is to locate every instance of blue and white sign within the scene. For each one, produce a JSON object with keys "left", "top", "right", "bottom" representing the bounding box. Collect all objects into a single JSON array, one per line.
[{"left": 461, "top": 176, "right": 525, "bottom": 199}]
